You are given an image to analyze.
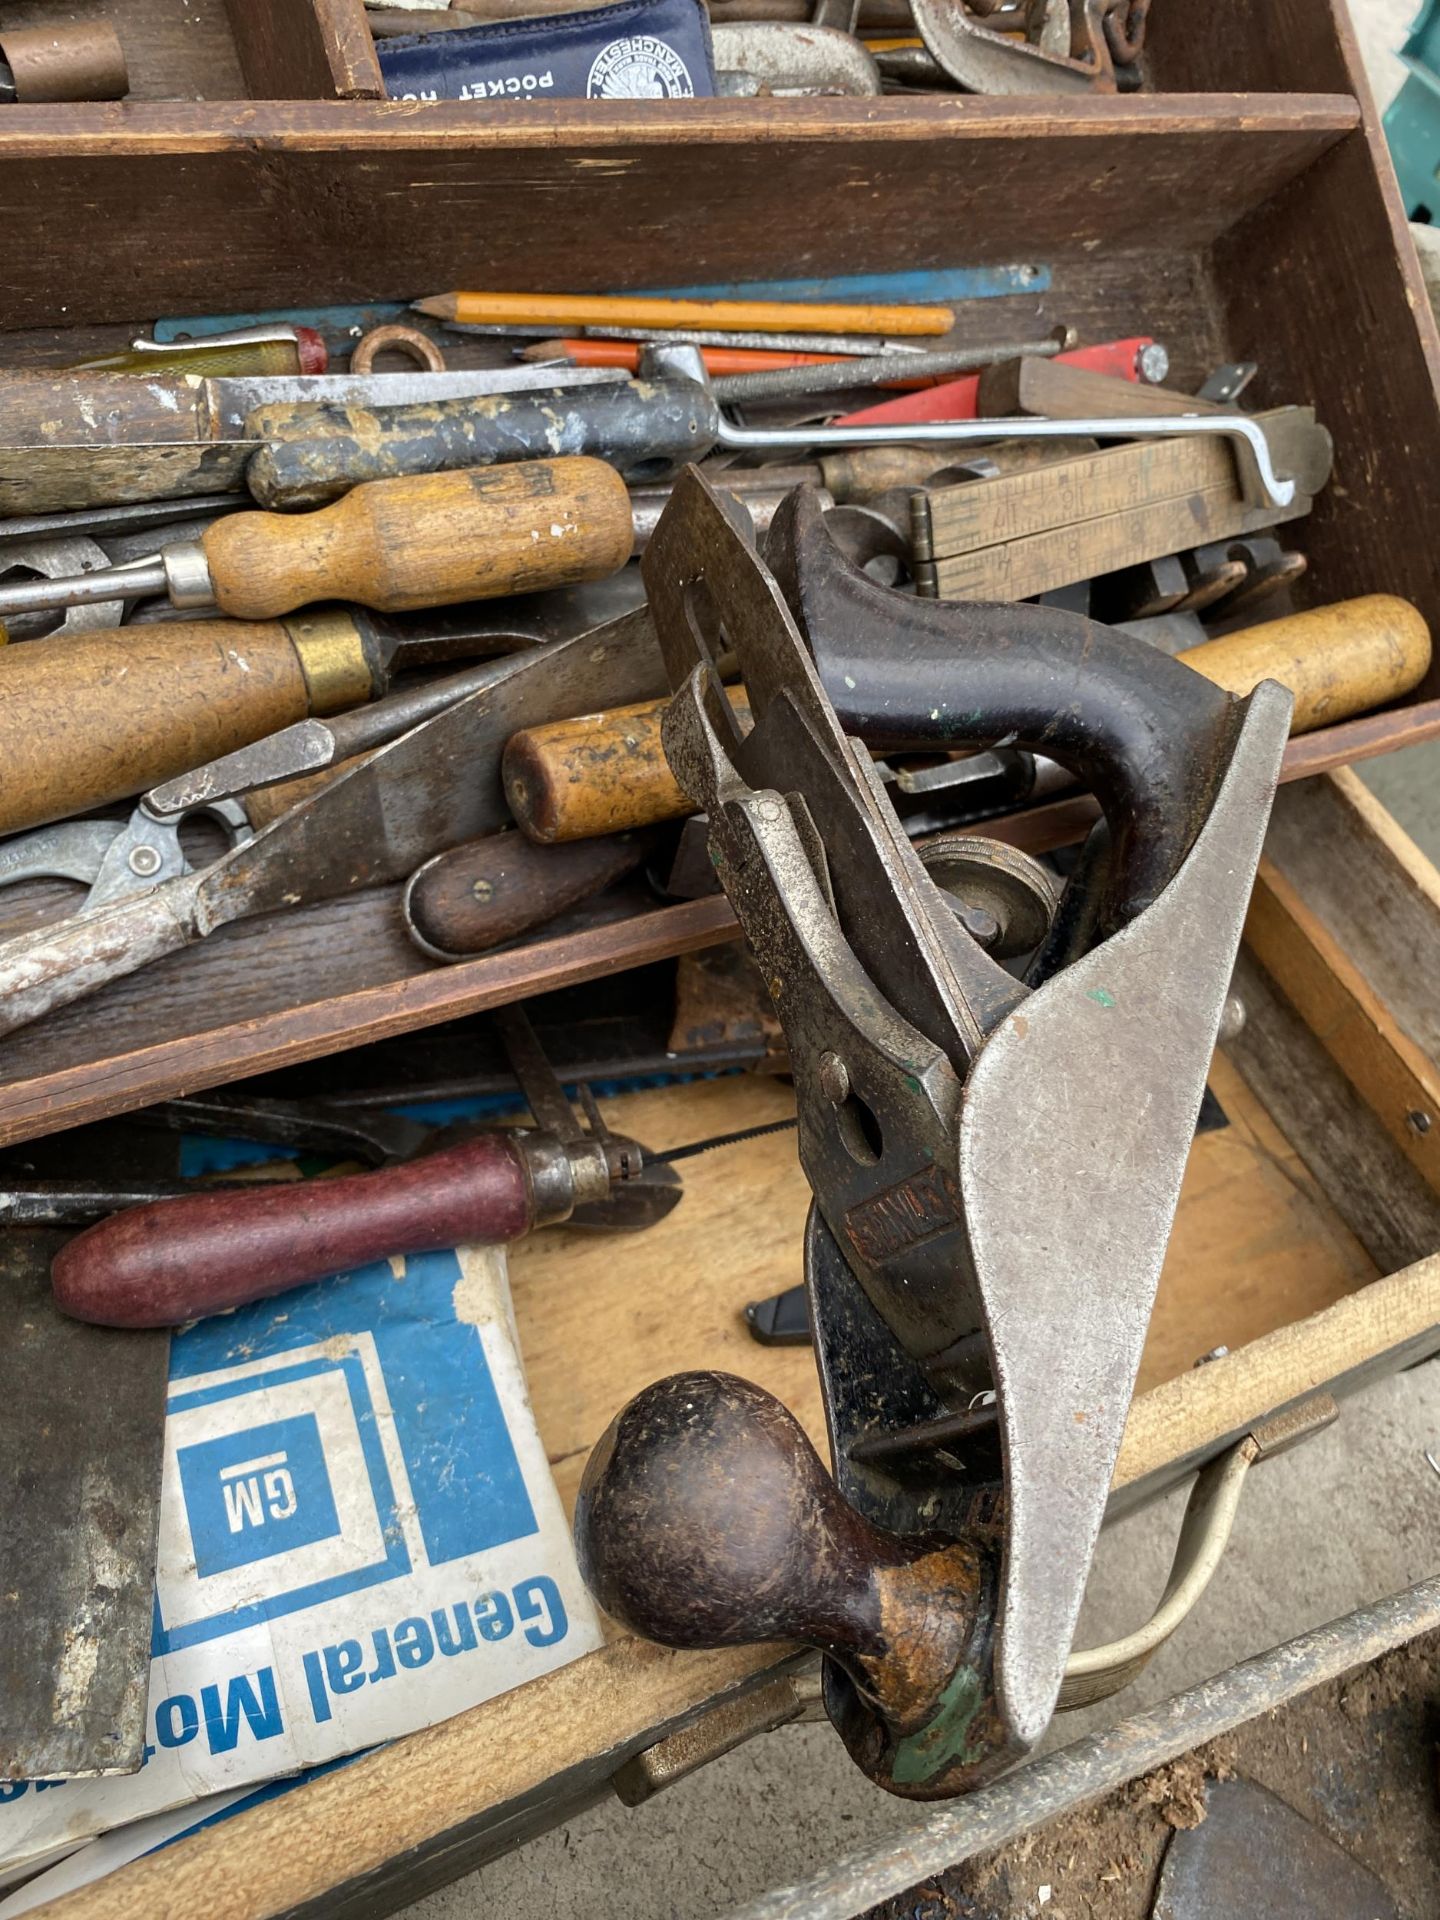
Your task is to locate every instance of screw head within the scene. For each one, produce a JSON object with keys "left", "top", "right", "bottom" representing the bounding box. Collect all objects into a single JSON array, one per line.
[
  {"left": 1138, "top": 342, "right": 1171, "bottom": 384},
  {"left": 470, "top": 878, "right": 494, "bottom": 904},
  {"left": 1407, "top": 1109, "right": 1433, "bottom": 1136},
  {"left": 817, "top": 1051, "right": 850, "bottom": 1106},
  {"left": 1217, "top": 994, "right": 1247, "bottom": 1045},
  {"left": 127, "top": 844, "right": 162, "bottom": 877}
]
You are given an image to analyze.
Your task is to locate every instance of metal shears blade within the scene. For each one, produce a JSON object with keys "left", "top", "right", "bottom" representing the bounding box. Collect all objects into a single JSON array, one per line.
[{"left": 0, "top": 801, "right": 253, "bottom": 913}]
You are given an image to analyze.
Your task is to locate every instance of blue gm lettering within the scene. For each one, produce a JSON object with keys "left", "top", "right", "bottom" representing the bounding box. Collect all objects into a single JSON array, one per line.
[{"left": 301, "top": 1577, "right": 568, "bottom": 1723}]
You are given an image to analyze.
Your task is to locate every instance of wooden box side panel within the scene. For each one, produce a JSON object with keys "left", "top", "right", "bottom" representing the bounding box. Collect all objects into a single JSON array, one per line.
[
  {"left": 1142, "top": 0, "right": 1361, "bottom": 96},
  {"left": 221, "top": 0, "right": 384, "bottom": 99},
  {"left": 0, "top": 99, "right": 1355, "bottom": 328}
]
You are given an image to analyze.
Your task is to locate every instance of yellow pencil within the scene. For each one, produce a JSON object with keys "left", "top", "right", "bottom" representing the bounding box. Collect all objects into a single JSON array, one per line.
[{"left": 411, "top": 290, "right": 954, "bottom": 337}]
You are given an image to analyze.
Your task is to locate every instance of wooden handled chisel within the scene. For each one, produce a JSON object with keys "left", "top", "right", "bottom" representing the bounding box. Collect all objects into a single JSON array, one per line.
[
  {"left": 0, "top": 459, "right": 633, "bottom": 624},
  {"left": 0, "top": 461, "right": 634, "bottom": 836}
]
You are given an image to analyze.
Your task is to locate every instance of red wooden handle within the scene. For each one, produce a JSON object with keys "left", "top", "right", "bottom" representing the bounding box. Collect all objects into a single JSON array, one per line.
[{"left": 51, "top": 1131, "right": 534, "bottom": 1328}]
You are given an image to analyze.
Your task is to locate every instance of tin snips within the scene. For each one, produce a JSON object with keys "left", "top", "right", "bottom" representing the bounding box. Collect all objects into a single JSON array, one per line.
[{"left": 574, "top": 468, "right": 1292, "bottom": 1797}]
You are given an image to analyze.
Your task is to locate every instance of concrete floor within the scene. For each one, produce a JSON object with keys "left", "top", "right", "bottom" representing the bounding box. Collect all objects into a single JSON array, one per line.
[{"left": 414, "top": 12, "right": 1440, "bottom": 1916}]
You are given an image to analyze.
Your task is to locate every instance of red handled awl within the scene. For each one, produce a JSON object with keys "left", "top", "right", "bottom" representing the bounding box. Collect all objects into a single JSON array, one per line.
[{"left": 50, "top": 1010, "right": 677, "bottom": 1329}]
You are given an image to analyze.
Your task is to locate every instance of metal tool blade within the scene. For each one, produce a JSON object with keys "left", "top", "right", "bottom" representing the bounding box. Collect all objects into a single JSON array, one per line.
[
  {"left": 145, "top": 574, "right": 650, "bottom": 816},
  {"left": 0, "top": 1130, "right": 171, "bottom": 1780},
  {"left": 567, "top": 1157, "right": 684, "bottom": 1233},
  {"left": 378, "top": 569, "right": 647, "bottom": 666},
  {"left": 0, "top": 608, "right": 669, "bottom": 1041},
  {"left": 210, "top": 364, "right": 626, "bottom": 437},
  {"left": 958, "top": 679, "right": 1292, "bottom": 1748},
  {"left": 197, "top": 605, "right": 668, "bottom": 924},
  {"left": 1152, "top": 1776, "right": 1402, "bottom": 1920}
]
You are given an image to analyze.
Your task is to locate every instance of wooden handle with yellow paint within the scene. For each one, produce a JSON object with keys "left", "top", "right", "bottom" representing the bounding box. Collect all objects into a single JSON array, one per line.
[
  {"left": 204, "top": 459, "right": 634, "bottom": 619},
  {"left": 1178, "top": 594, "right": 1430, "bottom": 731},
  {"left": 504, "top": 688, "right": 751, "bottom": 843},
  {"left": 0, "top": 617, "right": 378, "bottom": 837},
  {"left": 504, "top": 596, "right": 1430, "bottom": 845}
]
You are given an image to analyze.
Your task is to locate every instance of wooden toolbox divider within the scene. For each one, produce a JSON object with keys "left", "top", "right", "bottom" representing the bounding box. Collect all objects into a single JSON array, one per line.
[{"left": 35, "top": 768, "right": 1440, "bottom": 1920}]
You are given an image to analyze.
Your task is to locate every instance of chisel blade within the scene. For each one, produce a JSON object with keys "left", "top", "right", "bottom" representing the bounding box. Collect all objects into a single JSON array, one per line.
[
  {"left": 0, "top": 1128, "right": 171, "bottom": 1781},
  {"left": 197, "top": 604, "right": 666, "bottom": 923}
]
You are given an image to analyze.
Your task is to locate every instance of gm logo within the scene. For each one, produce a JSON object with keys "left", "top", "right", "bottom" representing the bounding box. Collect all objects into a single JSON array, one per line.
[
  {"left": 221, "top": 1451, "right": 296, "bottom": 1532},
  {"left": 178, "top": 1413, "right": 341, "bottom": 1579}
]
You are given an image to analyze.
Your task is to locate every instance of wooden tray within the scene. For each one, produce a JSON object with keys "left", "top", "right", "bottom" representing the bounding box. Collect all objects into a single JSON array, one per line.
[
  {"left": 30, "top": 768, "right": 1440, "bottom": 1920},
  {"left": 1, "top": 0, "right": 1437, "bottom": 1127}
]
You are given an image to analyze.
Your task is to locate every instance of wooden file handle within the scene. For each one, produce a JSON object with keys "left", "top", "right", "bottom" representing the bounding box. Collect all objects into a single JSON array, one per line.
[
  {"left": 504, "top": 688, "right": 751, "bottom": 843},
  {"left": 405, "top": 827, "right": 653, "bottom": 958},
  {"left": 0, "top": 615, "right": 376, "bottom": 837},
  {"left": 504, "top": 595, "right": 1430, "bottom": 845},
  {"left": 51, "top": 1131, "right": 534, "bottom": 1328},
  {"left": 206, "top": 458, "right": 634, "bottom": 618},
  {"left": 1176, "top": 593, "right": 1430, "bottom": 732}
]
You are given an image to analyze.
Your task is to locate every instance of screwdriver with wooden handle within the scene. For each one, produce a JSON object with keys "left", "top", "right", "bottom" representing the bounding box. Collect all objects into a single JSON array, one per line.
[
  {"left": 499, "top": 595, "right": 1433, "bottom": 844},
  {"left": 0, "top": 459, "right": 634, "bottom": 837},
  {"left": 0, "top": 458, "right": 632, "bottom": 624}
]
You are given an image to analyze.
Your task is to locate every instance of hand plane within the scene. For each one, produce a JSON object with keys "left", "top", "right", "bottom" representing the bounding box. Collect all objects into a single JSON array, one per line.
[{"left": 573, "top": 469, "right": 1292, "bottom": 1796}]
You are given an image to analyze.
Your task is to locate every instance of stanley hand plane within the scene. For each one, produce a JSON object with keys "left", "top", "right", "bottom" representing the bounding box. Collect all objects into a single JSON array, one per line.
[{"left": 574, "top": 468, "right": 1292, "bottom": 1797}]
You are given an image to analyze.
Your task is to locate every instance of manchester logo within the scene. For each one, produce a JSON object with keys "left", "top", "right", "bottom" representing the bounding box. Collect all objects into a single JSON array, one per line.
[{"left": 587, "top": 35, "right": 695, "bottom": 98}]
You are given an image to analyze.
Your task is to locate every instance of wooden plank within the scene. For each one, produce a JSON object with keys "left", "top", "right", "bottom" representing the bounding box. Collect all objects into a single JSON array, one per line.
[
  {"left": 1212, "top": 6, "right": 1440, "bottom": 687},
  {"left": 1276, "top": 699, "right": 1440, "bottom": 779},
  {"left": 1246, "top": 861, "right": 1440, "bottom": 1193},
  {"left": 1264, "top": 769, "right": 1440, "bottom": 1062},
  {"left": 926, "top": 407, "right": 1325, "bottom": 554},
  {"left": 0, "top": 99, "right": 1357, "bottom": 327},
  {"left": 932, "top": 484, "right": 1298, "bottom": 601},
  {"left": 1144, "top": 0, "right": 1370, "bottom": 103},
  {"left": 1225, "top": 951, "right": 1440, "bottom": 1275},
  {"left": 222, "top": 0, "right": 385, "bottom": 100}
]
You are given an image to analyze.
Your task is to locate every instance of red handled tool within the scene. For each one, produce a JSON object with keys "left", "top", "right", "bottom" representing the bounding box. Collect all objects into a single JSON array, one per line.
[
  {"left": 837, "top": 336, "right": 1158, "bottom": 424},
  {"left": 50, "top": 1009, "right": 676, "bottom": 1329}
]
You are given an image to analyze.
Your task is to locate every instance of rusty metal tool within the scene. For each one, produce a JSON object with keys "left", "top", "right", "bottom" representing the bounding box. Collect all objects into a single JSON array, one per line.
[
  {"left": 0, "top": 606, "right": 675, "bottom": 1040},
  {"left": 572, "top": 469, "right": 1292, "bottom": 1798},
  {"left": 244, "top": 343, "right": 1298, "bottom": 511},
  {"left": 0, "top": 363, "right": 627, "bottom": 515},
  {"left": 0, "top": 459, "right": 633, "bottom": 624},
  {"left": 0, "top": 1124, "right": 171, "bottom": 1782},
  {"left": 49, "top": 1008, "right": 679, "bottom": 1327},
  {"left": 909, "top": 0, "right": 1146, "bottom": 94}
]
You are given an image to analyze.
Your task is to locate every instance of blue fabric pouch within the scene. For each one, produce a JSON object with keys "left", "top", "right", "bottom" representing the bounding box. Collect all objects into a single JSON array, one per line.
[{"left": 377, "top": 0, "right": 716, "bottom": 103}]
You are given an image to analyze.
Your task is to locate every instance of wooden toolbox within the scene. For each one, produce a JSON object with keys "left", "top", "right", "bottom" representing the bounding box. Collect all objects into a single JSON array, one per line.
[
  {"left": 2, "top": 0, "right": 1440, "bottom": 1135},
  {"left": 2, "top": 0, "right": 1440, "bottom": 1912}
]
